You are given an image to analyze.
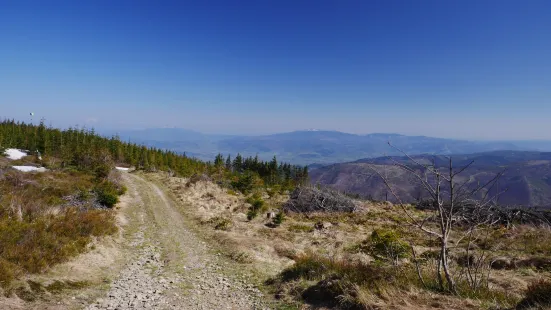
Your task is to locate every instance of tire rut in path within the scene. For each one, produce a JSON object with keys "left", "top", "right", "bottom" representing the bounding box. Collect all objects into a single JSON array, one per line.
[{"left": 86, "top": 173, "right": 268, "bottom": 310}]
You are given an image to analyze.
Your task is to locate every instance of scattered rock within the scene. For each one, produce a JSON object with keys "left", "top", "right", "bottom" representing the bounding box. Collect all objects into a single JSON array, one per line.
[
  {"left": 83, "top": 173, "right": 269, "bottom": 310},
  {"left": 490, "top": 257, "right": 514, "bottom": 270},
  {"left": 315, "top": 221, "right": 333, "bottom": 230}
]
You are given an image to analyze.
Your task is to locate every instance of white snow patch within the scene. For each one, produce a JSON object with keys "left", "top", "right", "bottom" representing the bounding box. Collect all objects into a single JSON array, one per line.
[
  {"left": 4, "top": 149, "right": 28, "bottom": 160},
  {"left": 115, "top": 167, "right": 130, "bottom": 171},
  {"left": 12, "top": 166, "right": 47, "bottom": 172}
]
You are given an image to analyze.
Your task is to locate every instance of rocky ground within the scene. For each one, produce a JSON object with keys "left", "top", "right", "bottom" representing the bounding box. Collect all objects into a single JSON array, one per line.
[{"left": 85, "top": 173, "right": 269, "bottom": 310}]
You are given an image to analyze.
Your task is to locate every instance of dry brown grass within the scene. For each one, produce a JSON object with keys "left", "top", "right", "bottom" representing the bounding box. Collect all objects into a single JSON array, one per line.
[
  {"left": 270, "top": 252, "right": 519, "bottom": 309},
  {"left": 0, "top": 169, "right": 119, "bottom": 292},
  {"left": 154, "top": 172, "right": 551, "bottom": 310},
  {"left": 0, "top": 208, "right": 117, "bottom": 288}
]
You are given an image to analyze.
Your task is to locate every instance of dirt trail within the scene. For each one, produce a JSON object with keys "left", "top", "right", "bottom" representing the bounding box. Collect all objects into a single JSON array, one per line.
[{"left": 87, "top": 173, "right": 268, "bottom": 310}]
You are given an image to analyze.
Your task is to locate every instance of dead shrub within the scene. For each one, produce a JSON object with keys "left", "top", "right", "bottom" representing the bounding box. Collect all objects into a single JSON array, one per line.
[
  {"left": 186, "top": 174, "right": 211, "bottom": 187},
  {"left": 284, "top": 186, "right": 357, "bottom": 213}
]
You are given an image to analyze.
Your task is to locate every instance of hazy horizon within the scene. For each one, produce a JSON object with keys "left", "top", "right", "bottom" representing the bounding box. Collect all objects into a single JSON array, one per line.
[
  {"left": 2, "top": 1, "right": 550, "bottom": 140},
  {"left": 3, "top": 116, "right": 551, "bottom": 143},
  {"left": 98, "top": 126, "right": 551, "bottom": 142}
]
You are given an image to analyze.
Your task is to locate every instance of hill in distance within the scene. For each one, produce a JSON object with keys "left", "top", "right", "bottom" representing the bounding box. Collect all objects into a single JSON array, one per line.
[
  {"left": 310, "top": 151, "right": 551, "bottom": 208},
  {"left": 101, "top": 128, "right": 551, "bottom": 165}
]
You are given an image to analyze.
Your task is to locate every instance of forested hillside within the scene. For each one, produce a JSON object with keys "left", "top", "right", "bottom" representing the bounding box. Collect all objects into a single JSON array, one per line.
[
  {"left": 0, "top": 120, "right": 308, "bottom": 189},
  {"left": 0, "top": 119, "right": 206, "bottom": 176}
]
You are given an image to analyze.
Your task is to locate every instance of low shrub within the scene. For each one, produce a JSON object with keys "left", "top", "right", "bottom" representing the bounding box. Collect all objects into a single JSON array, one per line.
[
  {"left": 229, "top": 250, "right": 253, "bottom": 263},
  {"left": 354, "top": 229, "right": 410, "bottom": 264},
  {"left": 94, "top": 181, "right": 120, "bottom": 208},
  {"left": 517, "top": 279, "right": 551, "bottom": 309},
  {"left": 117, "top": 185, "right": 127, "bottom": 196},
  {"left": 231, "top": 172, "right": 257, "bottom": 194},
  {"left": 210, "top": 217, "right": 232, "bottom": 231},
  {"left": 0, "top": 170, "right": 94, "bottom": 219},
  {"left": 0, "top": 168, "right": 118, "bottom": 289},
  {"left": 280, "top": 253, "right": 386, "bottom": 284},
  {"left": 273, "top": 211, "right": 285, "bottom": 226},
  {"left": 246, "top": 194, "right": 265, "bottom": 221},
  {"left": 46, "top": 280, "right": 89, "bottom": 293},
  {"left": 247, "top": 209, "right": 259, "bottom": 221},
  {"left": 0, "top": 258, "right": 20, "bottom": 289},
  {"left": 518, "top": 229, "right": 551, "bottom": 255},
  {"left": 94, "top": 163, "right": 112, "bottom": 180},
  {"left": 245, "top": 192, "right": 262, "bottom": 204},
  {"left": 267, "top": 185, "right": 282, "bottom": 198},
  {"left": 0, "top": 208, "right": 117, "bottom": 276},
  {"left": 301, "top": 275, "right": 356, "bottom": 308}
]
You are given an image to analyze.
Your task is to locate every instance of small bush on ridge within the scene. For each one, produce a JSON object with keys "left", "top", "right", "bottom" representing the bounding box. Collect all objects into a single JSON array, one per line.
[
  {"left": 368, "top": 229, "right": 410, "bottom": 264},
  {"left": 273, "top": 211, "right": 285, "bottom": 226},
  {"left": 94, "top": 181, "right": 120, "bottom": 208},
  {"left": 246, "top": 194, "right": 265, "bottom": 220}
]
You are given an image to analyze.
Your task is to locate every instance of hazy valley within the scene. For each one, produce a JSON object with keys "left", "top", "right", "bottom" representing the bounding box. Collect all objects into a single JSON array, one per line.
[{"left": 106, "top": 128, "right": 551, "bottom": 165}]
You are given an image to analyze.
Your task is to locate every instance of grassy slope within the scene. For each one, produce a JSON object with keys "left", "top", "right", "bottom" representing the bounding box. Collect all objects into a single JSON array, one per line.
[
  {"left": 154, "top": 172, "right": 551, "bottom": 310},
  {"left": 311, "top": 158, "right": 551, "bottom": 207},
  {"left": 0, "top": 156, "right": 120, "bottom": 297}
]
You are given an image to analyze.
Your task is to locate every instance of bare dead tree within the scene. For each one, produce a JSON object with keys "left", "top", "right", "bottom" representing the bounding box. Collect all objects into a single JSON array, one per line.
[{"left": 368, "top": 142, "right": 507, "bottom": 294}]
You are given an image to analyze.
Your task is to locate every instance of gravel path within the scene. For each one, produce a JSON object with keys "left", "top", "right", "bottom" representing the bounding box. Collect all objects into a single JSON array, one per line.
[{"left": 85, "top": 173, "right": 269, "bottom": 310}]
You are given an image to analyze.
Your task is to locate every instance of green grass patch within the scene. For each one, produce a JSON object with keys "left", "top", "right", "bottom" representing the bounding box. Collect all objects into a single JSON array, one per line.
[
  {"left": 287, "top": 223, "right": 314, "bottom": 233},
  {"left": 46, "top": 280, "right": 89, "bottom": 294}
]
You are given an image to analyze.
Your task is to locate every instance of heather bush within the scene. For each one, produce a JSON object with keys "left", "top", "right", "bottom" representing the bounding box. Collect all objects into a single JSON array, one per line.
[
  {"left": 0, "top": 208, "right": 117, "bottom": 285},
  {"left": 94, "top": 181, "right": 120, "bottom": 208}
]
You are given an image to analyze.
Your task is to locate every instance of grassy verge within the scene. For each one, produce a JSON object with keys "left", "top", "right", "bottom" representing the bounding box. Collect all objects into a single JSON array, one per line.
[
  {"left": 0, "top": 168, "right": 121, "bottom": 294},
  {"left": 269, "top": 252, "right": 519, "bottom": 309}
]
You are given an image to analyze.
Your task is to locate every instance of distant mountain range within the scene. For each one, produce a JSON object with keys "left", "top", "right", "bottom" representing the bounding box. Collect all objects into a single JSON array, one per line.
[
  {"left": 102, "top": 128, "right": 551, "bottom": 165},
  {"left": 310, "top": 151, "right": 551, "bottom": 208}
]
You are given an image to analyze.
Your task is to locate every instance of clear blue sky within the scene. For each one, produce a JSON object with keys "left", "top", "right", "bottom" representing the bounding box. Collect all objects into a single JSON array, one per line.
[{"left": 1, "top": 0, "right": 550, "bottom": 139}]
